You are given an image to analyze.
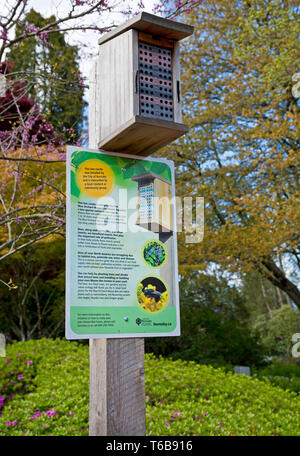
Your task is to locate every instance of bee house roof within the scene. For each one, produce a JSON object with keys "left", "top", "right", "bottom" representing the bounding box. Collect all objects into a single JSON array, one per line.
[
  {"left": 98, "top": 12, "right": 194, "bottom": 46},
  {"left": 131, "top": 171, "right": 171, "bottom": 185}
]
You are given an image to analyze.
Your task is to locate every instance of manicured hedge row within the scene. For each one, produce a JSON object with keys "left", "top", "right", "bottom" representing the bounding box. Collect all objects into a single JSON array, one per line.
[{"left": 0, "top": 339, "right": 299, "bottom": 436}]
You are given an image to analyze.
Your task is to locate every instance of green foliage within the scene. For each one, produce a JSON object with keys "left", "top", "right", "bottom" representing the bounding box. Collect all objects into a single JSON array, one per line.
[
  {"left": 253, "top": 305, "right": 300, "bottom": 361},
  {"left": 240, "top": 271, "right": 289, "bottom": 319},
  {"left": 239, "top": 272, "right": 300, "bottom": 363},
  {"left": 179, "top": 272, "right": 250, "bottom": 322},
  {"left": 146, "top": 304, "right": 264, "bottom": 367},
  {"left": 8, "top": 9, "right": 85, "bottom": 140},
  {"left": 161, "top": 0, "right": 300, "bottom": 307},
  {"left": 145, "top": 354, "right": 300, "bottom": 436},
  {"left": 1, "top": 339, "right": 300, "bottom": 436},
  {"left": 0, "top": 240, "right": 65, "bottom": 341},
  {"left": 146, "top": 272, "right": 265, "bottom": 366},
  {"left": 257, "top": 364, "right": 300, "bottom": 394},
  {"left": 260, "top": 364, "right": 300, "bottom": 378},
  {"left": 0, "top": 339, "right": 89, "bottom": 436}
]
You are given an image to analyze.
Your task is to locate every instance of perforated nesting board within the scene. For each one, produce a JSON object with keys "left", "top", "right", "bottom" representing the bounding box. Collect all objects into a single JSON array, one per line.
[
  {"left": 139, "top": 182, "right": 154, "bottom": 223},
  {"left": 138, "top": 41, "right": 174, "bottom": 121}
]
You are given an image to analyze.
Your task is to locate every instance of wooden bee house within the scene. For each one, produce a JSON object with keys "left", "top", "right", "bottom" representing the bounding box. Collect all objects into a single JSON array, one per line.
[
  {"left": 91, "top": 12, "right": 194, "bottom": 156},
  {"left": 132, "top": 172, "right": 173, "bottom": 232}
]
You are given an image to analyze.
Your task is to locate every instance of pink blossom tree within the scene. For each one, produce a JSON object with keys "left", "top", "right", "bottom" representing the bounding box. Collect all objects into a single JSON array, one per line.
[{"left": 0, "top": 0, "right": 200, "bottom": 269}]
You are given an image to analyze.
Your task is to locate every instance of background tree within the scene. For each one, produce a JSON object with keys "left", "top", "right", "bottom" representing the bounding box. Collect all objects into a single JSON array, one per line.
[
  {"left": 0, "top": 61, "right": 59, "bottom": 143},
  {"left": 253, "top": 305, "right": 300, "bottom": 362},
  {"left": 146, "top": 271, "right": 265, "bottom": 366},
  {"left": 240, "top": 270, "right": 293, "bottom": 320},
  {"left": 7, "top": 9, "right": 86, "bottom": 141},
  {"left": 0, "top": 63, "right": 65, "bottom": 264},
  {"left": 161, "top": 0, "right": 300, "bottom": 307},
  {"left": 0, "top": 0, "right": 200, "bottom": 264},
  {"left": 0, "top": 239, "right": 65, "bottom": 341}
]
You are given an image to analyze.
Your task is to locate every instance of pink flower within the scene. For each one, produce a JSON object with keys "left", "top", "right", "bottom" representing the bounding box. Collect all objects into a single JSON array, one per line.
[
  {"left": 69, "top": 411, "right": 74, "bottom": 416},
  {"left": 5, "top": 359, "right": 10, "bottom": 364},
  {"left": 1, "top": 26, "right": 8, "bottom": 41},
  {"left": 45, "top": 410, "right": 56, "bottom": 418},
  {"left": 164, "top": 421, "right": 169, "bottom": 426},
  {"left": 17, "top": 374, "right": 23, "bottom": 380},
  {"left": 30, "top": 411, "right": 41, "bottom": 420},
  {"left": 26, "top": 361, "right": 33, "bottom": 366},
  {"left": 7, "top": 420, "right": 18, "bottom": 427}
]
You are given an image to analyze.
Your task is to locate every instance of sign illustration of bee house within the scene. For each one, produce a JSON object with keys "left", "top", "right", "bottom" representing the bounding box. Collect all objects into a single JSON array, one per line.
[
  {"left": 132, "top": 171, "right": 172, "bottom": 233},
  {"left": 92, "top": 12, "right": 194, "bottom": 156}
]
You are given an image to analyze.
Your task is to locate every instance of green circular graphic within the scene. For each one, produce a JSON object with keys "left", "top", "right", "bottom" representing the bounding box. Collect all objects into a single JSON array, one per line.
[
  {"left": 136, "top": 275, "right": 169, "bottom": 314},
  {"left": 142, "top": 239, "right": 167, "bottom": 269}
]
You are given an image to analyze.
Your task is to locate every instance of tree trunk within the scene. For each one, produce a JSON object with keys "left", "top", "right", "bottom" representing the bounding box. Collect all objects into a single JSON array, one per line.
[
  {"left": 260, "top": 277, "right": 273, "bottom": 316},
  {"left": 261, "top": 258, "right": 300, "bottom": 309},
  {"left": 286, "top": 293, "right": 292, "bottom": 308},
  {"left": 276, "top": 287, "right": 284, "bottom": 308}
]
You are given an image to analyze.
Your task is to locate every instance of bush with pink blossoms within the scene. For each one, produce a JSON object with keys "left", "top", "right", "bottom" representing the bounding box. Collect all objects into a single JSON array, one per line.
[
  {"left": 0, "top": 339, "right": 89, "bottom": 436},
  {"left": 0, "top": 339, "right": 300, "bottom": 436}
]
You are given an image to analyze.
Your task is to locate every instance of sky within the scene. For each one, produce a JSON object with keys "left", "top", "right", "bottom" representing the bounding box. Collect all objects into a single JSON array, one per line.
[{"left": 1, "top": 0, "right": 157, "bottom": 88}]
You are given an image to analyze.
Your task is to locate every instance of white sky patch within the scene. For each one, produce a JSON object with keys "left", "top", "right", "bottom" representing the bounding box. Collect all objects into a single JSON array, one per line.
[{"left": 0, "top": 0, "right": 158, "bottom": 92}]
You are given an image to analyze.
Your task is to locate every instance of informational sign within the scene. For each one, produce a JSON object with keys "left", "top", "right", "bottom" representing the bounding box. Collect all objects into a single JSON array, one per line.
[{"left": 66, "top": 146, "right": 180, "bottom": 339}]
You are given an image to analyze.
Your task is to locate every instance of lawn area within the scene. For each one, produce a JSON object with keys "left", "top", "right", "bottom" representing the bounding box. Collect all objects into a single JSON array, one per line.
[{"left": 0, "top": 339, "right": 299, "bottom": 436}]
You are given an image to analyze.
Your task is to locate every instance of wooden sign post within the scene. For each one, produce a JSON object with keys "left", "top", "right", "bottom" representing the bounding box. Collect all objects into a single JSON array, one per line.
[
  {"left": 87, "top": 13, "right": 193, "bottom": 436},
  {"left": 89, "top": 339, "right": 145, "bottom": 435},
  {"left": 88, "top": 65, "right": 146, "bottom": 436}
]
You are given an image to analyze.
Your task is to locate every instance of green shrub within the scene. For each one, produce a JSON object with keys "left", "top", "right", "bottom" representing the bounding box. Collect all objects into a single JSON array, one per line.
[
  {"left": 145, "top": 355, "right": 300, "bottom": 436},
  {"left": 259, "top": 364, "right": 300, "bottom": 378},
  {"left": 252, "top": 306, "right": 300, "bottom": 363},
  {"left": 257, "top": 364, "right": 300, "bottom": 394},
  {"left": 0, "top": 240, "right": 66, "bottom": 341},
  {"left": 0, "top": 339, "right": 89, "bottom": 436},
  {"left": 0, "top": 339, "right": 300, "bottom": 436},
  {"left": 146, "top": 305, "right": 265, "bottom": 367}
]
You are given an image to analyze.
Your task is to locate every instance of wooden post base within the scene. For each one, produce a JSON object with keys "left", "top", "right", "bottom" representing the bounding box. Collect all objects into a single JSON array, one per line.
[{"left": 89, "top": 338, "right": 146, "bottom": 436}]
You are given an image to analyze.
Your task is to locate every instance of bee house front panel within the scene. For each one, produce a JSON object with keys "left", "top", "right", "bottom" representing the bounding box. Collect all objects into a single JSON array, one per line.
[
  {"left": 93, "top": 12, "right": 193, "bottom": 156},
  {"left": 138, "top": 40, "right": 174, "bottom": 122}
]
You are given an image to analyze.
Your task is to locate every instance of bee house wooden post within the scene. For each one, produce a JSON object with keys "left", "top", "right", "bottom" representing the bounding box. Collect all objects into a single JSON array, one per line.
[
  {"left": 89, "top": 12, "right": 193, "bottom": 437},
  {"left": 90, "top": 12, "right": 193, "bottom": 156}
]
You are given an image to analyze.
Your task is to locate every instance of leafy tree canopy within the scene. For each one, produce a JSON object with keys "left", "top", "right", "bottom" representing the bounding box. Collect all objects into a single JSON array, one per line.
[{"left": 162, "top": 0, "right": 300, "bottom": 307}]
